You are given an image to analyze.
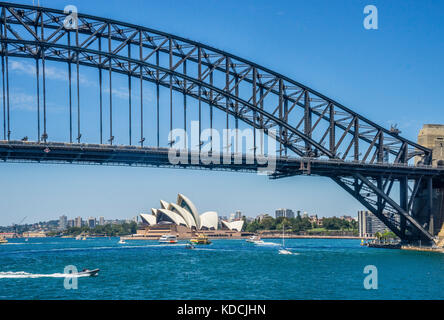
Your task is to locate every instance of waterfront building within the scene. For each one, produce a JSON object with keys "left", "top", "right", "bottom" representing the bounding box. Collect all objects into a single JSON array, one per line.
[
  {"left": 22, "top": 231, "right": 46, "bottom": 238},
  {"left": 135, "top": 194, "right": 245, "bottom": 239},
  {"left": 140, "top": 194, "right": 242, "bottom": 232},
  {"left": 99, "top": 216, "right": 105, "bottom": 226},
  {"left": 75, "top": 216, "right": 82, "bottom": 228},
  {"left": 275, "top": 208, "right": 295, "bottom": 219},
  {"left": 0, "top": 232, "right": 17, "bottom": 239},
  {"left": 358, "top": 210, "right": 387, "bottom": 237},
  {"left": 220, "top": 220, "right": 244, "bottom": 232},
  {"left": 340, "top": 215, "right": 354, "bottom": 222},
  {"left": 255, "top": 214, "right": 271, "bottom": 222},
  {"left": 87, "top": 217, "right": 96, "bottom": 228},
  {"left": 58, "top": 215, "right": 67, "bottom": 230},
  {"left": 309, "top": 215, "right": 323, "bottom": 226}
]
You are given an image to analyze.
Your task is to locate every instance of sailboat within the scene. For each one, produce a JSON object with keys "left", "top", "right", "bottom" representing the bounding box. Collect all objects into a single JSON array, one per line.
[{"left": 278, "top": 222, "right": 293, "bottom": 255}]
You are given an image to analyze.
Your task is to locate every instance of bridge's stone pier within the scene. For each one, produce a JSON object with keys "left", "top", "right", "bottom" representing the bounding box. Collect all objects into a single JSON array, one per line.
[
  {"left": 414, "top": 124, "right": 444, "bottom": 246},
  {"left": 417, "top": 124, "right": 444, "bottom": 167}
]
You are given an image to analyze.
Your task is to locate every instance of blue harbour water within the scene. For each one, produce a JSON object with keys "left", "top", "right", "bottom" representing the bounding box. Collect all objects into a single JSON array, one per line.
[{"left": 0, "top": 237, "right": 443, "bottom": 300}]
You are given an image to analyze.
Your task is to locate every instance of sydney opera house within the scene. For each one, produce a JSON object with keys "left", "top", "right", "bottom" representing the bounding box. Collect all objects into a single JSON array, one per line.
[{"left": 137, "top": 194, "right": 244, "bottom": 238}]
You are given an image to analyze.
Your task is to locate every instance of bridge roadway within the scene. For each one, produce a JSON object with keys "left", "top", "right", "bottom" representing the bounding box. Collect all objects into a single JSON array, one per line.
[{"left": 1, "top": 140, "right": 443, "bottom": 179}]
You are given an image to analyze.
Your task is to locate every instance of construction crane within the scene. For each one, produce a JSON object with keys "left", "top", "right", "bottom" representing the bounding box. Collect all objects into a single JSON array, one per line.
[{"left": 13, "top": 216, "right": 27, "bottom": 237}]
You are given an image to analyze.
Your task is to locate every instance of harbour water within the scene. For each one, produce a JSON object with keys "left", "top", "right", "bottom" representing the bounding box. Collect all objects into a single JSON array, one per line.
[{"left": 0, "top": 237, "right": 443, "bottom": 300}]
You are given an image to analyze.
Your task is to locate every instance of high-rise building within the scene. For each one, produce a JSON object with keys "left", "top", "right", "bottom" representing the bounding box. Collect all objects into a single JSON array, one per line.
[
  {"left": 234, "top": 211, "right": 242, "bottom": 220},
  {"left": 88, "top": 217, "right": 96, "bottom": 228},
  {"left": 75, "top": 216, "right": 82, "bottom": 228},
  {"left": 358, "top": 210, "right": 387, "bottom": 237},
  {"left": 99, "top": 216, "right": 105, "bottom": 226},
  {"left": 275, "top": 208, "right": 295, "bottom": 219},
  {"left": 59, "top": 215, "right": 67, "bottom": 230},
  {"left": 67, "top": 220, "right": 75, "bottom": 228}
]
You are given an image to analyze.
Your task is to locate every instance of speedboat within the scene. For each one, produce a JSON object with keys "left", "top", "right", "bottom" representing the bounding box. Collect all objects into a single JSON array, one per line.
[
  {"left": 246, "top": 235, "right": 261, "bottom": 243},
  {"left": 118, "top": 238, "right": 126, "bottom": 244},
  {"left": 78, "top": 269, "right": 100, "bottom": 277},
  {"left": 0, "top": 236, "right": 8, "bottom": 244},
  {"left": 185, "top": 243, "right": 195, "bottom": 250},
  {"left": 159, "top": 234, "right": 178, "bottom": 244}
]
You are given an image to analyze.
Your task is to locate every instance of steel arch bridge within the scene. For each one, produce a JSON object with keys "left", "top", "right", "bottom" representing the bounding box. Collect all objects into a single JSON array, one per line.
[{"left": 0, "top": 2, "right": 443, "bottom": 245}]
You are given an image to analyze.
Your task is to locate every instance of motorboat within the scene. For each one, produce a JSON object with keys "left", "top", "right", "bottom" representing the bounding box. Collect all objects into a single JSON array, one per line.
[
  {"left": 278, "top": 249, "right": 293, "bottom": 255},
  {"left": 190, "top": 234, "right": 211, "bottom": 245},
  {"left": 0, "top": 236, "right": 8, "bottom": 244},
  {"left": 78, "top": 269, "right": 100, "bottom": 277},
  {"left": 246, "top": 235, "right": 261, "bottom": 243},
  {"left": 118, "top": 238, "right": 126, "bottom": 244},
  {"left": 253, "top": 240, "right": 279, "bottom": 246},
  {"left": 185, "top": 243, "right": 195, "bottom": 250},
  {"left": 159, "top": 234, "right": 178, "bottom": 244}
]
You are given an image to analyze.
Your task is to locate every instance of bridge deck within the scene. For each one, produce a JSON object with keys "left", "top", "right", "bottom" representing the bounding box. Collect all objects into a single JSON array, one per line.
[{"left": 0, "top": 141, "right": 442, "bottom": 179}]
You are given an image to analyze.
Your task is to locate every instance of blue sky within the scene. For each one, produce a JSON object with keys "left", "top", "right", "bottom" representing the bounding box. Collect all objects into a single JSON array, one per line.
[{"left": 0, "top": 0, "right": 443, "bottom": 226}]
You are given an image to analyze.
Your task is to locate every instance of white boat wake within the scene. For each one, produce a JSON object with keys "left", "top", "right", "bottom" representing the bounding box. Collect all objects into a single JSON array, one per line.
[{"left": 0, "top": 271, "right": 90, "bottom": 279}]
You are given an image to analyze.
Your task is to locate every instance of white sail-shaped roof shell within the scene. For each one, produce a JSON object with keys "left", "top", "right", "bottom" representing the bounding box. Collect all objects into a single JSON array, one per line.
[
  {"left": 221, "top": 220, "right": 244, "bottom": 232},
  {"left": 157, "top": 209, "right": 188, "bottom": 227},
  {"left": 177, "top": 194, "right": 201, "bottom": 228},
  {"left": 168, "top": 203, "right": 197, "bottom": 228},
  {"left": 200, "top": 211, "right": 219, "bottom": 230},
  {"left": 160, "top": 200, "right": 169, "bottom": 209},
  {"left": 140, "top": 213, "right": 157, "bottom": 225}
]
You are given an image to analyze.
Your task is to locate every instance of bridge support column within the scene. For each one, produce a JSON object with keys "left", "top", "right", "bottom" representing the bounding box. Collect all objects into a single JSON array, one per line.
[
  {"left": 399, "top": 176, "right": 408, "bottom": 240},
  {"left": 412, "top": 178, "right": 444, "bottom": 244}
]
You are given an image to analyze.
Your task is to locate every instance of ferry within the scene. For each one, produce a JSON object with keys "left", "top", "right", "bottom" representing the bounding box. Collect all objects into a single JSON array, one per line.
[
  {"left": 0, "top": 235, "right": 8, "bottom": 244},
  {"left": 159, "top": 234, "right": 178, "bottom": 244},
  {"left": 190, "top": 234, "right": 212, "bottom": 245}
]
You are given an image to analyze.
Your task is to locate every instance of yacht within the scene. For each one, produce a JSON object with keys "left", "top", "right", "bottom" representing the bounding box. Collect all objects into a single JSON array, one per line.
[
  {"left": 278, "top": 222, "right": 294, "bottom": 255},
  {"left": 159, "top": 234, "right": 178, "bottom": 244},
  {"left": 246, "top": 235, "right": 261, "bottom": 243}
]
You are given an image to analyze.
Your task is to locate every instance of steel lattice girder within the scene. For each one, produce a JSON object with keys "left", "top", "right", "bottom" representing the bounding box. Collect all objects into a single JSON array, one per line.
[
  {"left": 0, "top": 2, "right": 433, "bottom": 166},
  {"left": 331, "top": 174, "right": 435, "bottom": 242}
]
